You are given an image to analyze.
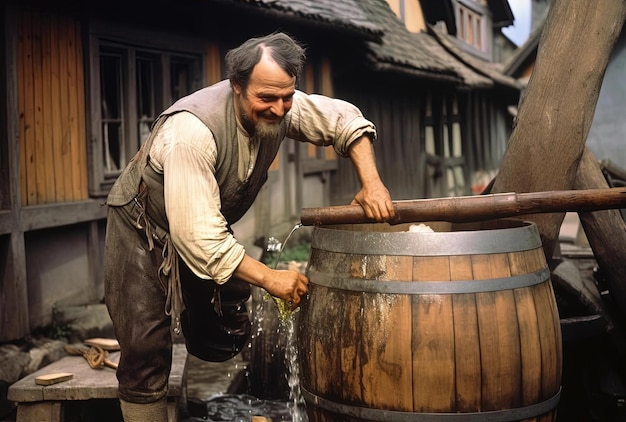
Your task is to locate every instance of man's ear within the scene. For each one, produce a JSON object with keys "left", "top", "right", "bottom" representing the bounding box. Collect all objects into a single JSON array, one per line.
[{"left": 232, "top": 83, "right": 242, "bottom": 95}]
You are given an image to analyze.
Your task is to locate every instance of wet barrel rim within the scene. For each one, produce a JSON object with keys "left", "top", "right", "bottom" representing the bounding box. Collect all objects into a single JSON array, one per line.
[{"left": 310, "top": 221, "right": 542, "bottom": 256}]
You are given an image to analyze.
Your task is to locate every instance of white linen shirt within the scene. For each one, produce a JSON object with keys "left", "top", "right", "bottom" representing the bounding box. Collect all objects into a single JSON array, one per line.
[{"left": 147, "top": 91, "right": 376, "bottom": 284}]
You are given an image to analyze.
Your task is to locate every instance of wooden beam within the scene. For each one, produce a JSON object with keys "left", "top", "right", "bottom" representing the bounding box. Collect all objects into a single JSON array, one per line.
[
  {"left": 2, "top": 3, "right": 30, "bottom": 342},
  {"left": 0, "top": 233, "right": 30, "bottom": 342},
  {"left": 20, "top": 200, "right": 107, "bottom": 232},
  {"left": 0, "top": 211, "right": 18, "bottom": 235},
  {"left": 575, "top": 148, "right": 626, "bottom": 318}
]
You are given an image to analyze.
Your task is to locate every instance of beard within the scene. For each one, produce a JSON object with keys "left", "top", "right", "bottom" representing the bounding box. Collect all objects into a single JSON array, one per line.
[
  {"left": 237, "top": 100, "right": 282, "bottom": 147},
  {"left": 251, "top": 121, "right": 281, "bottom": 147}
]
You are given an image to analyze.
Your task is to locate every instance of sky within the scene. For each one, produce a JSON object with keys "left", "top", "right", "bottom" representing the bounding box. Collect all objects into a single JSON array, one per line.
[{"left": 502, "top": 0, "right": 532, "bottom": 46}]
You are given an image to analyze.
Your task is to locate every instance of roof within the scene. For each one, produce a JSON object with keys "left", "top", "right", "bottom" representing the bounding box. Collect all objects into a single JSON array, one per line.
[
  {"left": 428, "top": 25, "right": 522, "bottom": 89},
  {"left": 229, "top": 0, "right": 521, "bottom": 89},
  {"left": 357, "top": 0, "right": 464, "bottom": 83},
  {"left": 419, "top": 0, "right": 514, "bottom": 35},
  {"left": 487, "top": 0, "right": 515, "bottom": 28},
  {"left": 228, "top": 0, "right": 383, "bottom": 39},
  {"left": 502, "top": 19, "right": 543, "bottom": 77},
  {"left": 358, "top": 0, "right": 521, "bottom": 89},
  {"left": 502, "top": 2, "right": 552, "bottom": 78},
  {"left": 420, "top": 0, "right": 457, "bottom": 35}
]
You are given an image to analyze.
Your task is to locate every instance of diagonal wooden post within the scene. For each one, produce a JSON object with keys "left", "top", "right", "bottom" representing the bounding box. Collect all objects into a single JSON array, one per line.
[
  {"left": 575, "top": 148, "right": 626, "bottom": 318},
  {"left": 491, "top": 0, "right": 626, "bottom": 258}
]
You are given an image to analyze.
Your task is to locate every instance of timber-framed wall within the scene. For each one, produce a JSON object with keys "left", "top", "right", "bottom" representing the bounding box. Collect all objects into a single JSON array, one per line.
[
  {"left": 0, "top": 0, "right": 353, "bottom": 342},
  {"left": 0, "top": 0, "right": 518, "bottom": 343}
]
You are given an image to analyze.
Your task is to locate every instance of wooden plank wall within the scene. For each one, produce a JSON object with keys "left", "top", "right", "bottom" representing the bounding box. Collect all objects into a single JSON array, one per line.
[
  {"left": 333, "top": 88, "right": 425, "bottom": 202},
  {"left": 205, "top": 41, "right": 222, "bottom": 86},
  {"left": 335, "top": 82, "right": 511, "bottom": 203},
  {"left": 18, "top": 9, "right": 87, "bottom": 206},
  {"left": 464, "top": 90, "right": 509, "bottom": 179}
]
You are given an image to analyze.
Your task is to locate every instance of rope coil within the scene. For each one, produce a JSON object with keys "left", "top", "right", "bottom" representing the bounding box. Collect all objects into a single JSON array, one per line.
[{"left": 64, "top": 345, "right": 118, "bottom": 370}]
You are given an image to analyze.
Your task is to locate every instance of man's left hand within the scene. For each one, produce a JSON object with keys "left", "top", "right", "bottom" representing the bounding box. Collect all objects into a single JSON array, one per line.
[{"left": 351, "top": 181, "right": 395, "bottom": 222}]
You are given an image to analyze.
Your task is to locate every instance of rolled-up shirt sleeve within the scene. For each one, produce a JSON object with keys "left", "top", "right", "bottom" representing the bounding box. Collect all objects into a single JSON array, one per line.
[
  {"left": 286, "top": 91, "right": 377, "bottom": 156},
  {"left": 149, "top": 112, "right": 245, "bottom": 284}
]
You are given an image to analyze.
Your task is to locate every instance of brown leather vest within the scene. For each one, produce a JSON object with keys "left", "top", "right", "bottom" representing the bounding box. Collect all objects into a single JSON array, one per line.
[{"left": 106, "top": 80, "right": 285, "bottom": 228}]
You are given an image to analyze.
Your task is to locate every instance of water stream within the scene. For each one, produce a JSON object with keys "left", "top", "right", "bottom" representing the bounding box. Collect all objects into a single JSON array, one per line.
[
  {"left": 264, "top": 223, "right": 307, "bottom": 421},
  {"left": 183, "top": 223, "right": 308, "bottom": 422}
]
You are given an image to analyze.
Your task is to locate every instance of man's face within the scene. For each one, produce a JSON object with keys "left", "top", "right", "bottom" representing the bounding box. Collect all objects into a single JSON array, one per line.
[{"left": 233, "top": 51, "right": 296, "bottom": 139}]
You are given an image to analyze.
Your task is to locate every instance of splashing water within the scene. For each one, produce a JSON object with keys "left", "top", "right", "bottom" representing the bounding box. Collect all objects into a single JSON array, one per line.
[
  {"left": 199, "top": 393, "right": 293, "bottom": 421},
  {"left": 266, "top": 223, "right": 304, "bottom": 321},
  {"left": 183, "top": 224, "right": 309, "bottom": 422},
  {"left": 266, "top": 223, "right": 308, "bottom": 421},
  {"left": 280, "top": 314, "right": 307, "bottom": 421}
]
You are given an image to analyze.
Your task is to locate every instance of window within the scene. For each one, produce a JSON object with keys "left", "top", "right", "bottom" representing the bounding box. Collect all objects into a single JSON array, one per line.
[
  {"left": 459, "top": 4, "right": 482, "bottom": 50},
  {"left": 456, "top": 0, "right": 490, "bottom": 58},
  {"left": 89, "top": 34, "right": 202, "bottom": 196},
  {"left": 442, "top": 96, "right": 465, "bottom": 197},
  {"left": 100, "top": 50, "right": 125, "bottom": 177},
  {"left": 424, "top": 92, "right": 466, "bottom": 197},
  {"left": 136, "top": 55, "right": 159, "bottom": 155}
]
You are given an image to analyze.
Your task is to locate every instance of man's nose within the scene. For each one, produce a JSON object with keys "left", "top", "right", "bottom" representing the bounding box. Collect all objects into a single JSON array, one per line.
[{"left": 270, "top": 99, "right": 286, "bottom": 117}]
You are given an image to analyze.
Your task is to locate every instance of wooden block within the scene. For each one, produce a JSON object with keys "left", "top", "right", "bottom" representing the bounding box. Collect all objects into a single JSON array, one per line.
[
  {"left": 35, "top": 373, "right": 73, "bottom": 386},
  {"left": 84, "top": 338, "right": 120, "bottom": 351},
  {"left": 251, "top": 417, "right": 271, "bottom": 422},
  {"left": 9, "top": 344, "right": 187, "bottom": 403}
]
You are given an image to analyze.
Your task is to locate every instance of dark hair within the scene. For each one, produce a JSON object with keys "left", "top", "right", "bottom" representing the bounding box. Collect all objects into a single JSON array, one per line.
[{"left": 225, "top": 32, "right": 306, "bottom": 90}]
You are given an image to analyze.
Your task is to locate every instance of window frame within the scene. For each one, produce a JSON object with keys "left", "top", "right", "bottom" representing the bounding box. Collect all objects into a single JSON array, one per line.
[
  {"left": 423, "top": 91, "right": 468, "bottom": 197},
  {"left": 455, "top": 0, "right": 492, "bottom": 61},
  {"left": 86, "top": 23, "right": 205, "bottom": 196}
]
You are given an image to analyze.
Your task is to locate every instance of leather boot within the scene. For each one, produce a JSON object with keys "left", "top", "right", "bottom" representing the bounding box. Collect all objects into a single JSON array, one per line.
[{"left": 119, "top": 397, "right": 168, "bottom": 422}]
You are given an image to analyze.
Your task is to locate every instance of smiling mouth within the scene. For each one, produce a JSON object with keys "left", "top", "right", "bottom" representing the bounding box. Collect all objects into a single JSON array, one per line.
[{"left": 261, "top": 115, "right": 281, "bottom": 123}]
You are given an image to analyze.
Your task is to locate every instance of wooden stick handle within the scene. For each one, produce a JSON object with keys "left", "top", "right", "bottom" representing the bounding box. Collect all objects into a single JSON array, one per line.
[{"left": 300, "top": 187, "right": 626, "bottom": 226}]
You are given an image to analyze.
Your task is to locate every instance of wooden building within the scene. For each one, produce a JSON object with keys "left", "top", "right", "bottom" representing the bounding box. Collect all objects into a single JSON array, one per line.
[
  {"left": 0, "top": 0, "right": 519, "bottom": 342},
  {"left": 330, "top": 0, "right": 521, "bottom": 203}
]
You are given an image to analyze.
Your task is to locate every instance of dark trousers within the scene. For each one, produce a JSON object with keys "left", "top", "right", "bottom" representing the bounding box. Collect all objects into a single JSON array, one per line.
[{"left": 104, "top": 200, "right": 172, "bottom": 403}]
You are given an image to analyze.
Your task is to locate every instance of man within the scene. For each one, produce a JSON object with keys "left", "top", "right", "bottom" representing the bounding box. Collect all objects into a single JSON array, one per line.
[{"left": 104, "top": 32, "right": 394, "bottom": 421}]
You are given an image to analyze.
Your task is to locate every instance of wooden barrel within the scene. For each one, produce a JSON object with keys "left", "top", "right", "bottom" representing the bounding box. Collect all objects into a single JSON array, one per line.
[{"left": 298, "top": 219, "right": 562, "bottom": 422}]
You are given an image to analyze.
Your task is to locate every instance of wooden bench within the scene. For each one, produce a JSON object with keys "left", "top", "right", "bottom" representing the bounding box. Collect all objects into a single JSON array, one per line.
[{"left": 8, "top": 343, "right": 188, "bottom": 422}]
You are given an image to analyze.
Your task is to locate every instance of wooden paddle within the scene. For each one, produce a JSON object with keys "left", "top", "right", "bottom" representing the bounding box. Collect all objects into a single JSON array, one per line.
[{"left": 300, "top": 187, "right": 626, "bottom": 226}]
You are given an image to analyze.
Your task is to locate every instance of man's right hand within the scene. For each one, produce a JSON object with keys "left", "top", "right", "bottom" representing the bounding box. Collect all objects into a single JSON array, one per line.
[
  {"left": 233, "top": 254, "right": 309, "bottom": 308},
  {"left": 263, "top": 269, "right": 309, "bottom": 308}
]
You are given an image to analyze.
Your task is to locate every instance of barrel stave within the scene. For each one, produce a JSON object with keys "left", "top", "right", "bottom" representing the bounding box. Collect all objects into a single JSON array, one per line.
[{"left": 299, "top": 221, "right": 562, "bottom": 422}]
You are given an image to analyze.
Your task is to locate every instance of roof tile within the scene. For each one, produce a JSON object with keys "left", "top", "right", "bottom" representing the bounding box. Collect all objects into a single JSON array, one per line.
[
  {"left": 233, "top": 0, "right": 381, "bottom": 36},
  {"left": 232, "top": 0, "right": 520, "bottom": 88}
]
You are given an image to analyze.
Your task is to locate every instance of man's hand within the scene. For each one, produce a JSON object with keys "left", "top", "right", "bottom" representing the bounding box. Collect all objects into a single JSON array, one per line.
[
  {"left": 262, "top": 269, "right": 309, "bottom": 308},
  {"left": 348, "top": 135, "right": 396, "bottom": 222},
  {"left": 234, "top": 255, "right": 309, "bottom": 308},
  {"left": 351, "top": 181, "right": 395, "bottom": 222}
]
